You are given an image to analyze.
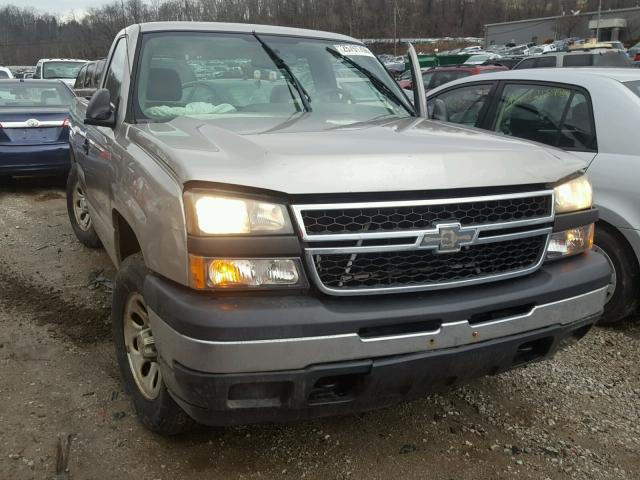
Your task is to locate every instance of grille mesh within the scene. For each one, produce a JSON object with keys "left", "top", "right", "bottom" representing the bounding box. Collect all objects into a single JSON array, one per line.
[
  {"left": 313, "top": 236, "right": 546, "bottom": 290},
  {"left": 301, "top": 196, "right": 552, "bottom": 235}
]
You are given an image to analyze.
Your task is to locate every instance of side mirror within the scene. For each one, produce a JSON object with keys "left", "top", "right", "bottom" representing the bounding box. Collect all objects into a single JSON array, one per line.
[
  {"left": 429, "top": 98, "right": 449, "bottom": 122},
  {"left": 85, "top": 88, "right": 116, "bottom": 128}
]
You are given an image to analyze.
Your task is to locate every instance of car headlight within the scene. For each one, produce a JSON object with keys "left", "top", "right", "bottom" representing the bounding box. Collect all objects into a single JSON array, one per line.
[
  {"left": 184, "top": 190, "right": 293, "bottom": 236},
  {"left": 554, "top": 175, "right": 593, "bottom": 214}
]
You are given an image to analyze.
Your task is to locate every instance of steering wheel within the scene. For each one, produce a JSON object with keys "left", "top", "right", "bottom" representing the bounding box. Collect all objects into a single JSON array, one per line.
[{"left": 316, "top": 87, "right": 356, "bottom": 104}]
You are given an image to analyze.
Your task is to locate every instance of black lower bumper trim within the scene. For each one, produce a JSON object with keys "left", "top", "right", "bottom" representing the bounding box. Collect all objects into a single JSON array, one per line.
[
  {"left": 162, "top": 318, "right": 595, "bottom": 426},
  {"left": 144, "top": 252, "right": 610, "bottom": 342}
]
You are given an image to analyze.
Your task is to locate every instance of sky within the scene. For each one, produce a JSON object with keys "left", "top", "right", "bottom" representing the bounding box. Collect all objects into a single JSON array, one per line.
[{"left": 2, "top": 0, "right": 109, "bottom": 17}]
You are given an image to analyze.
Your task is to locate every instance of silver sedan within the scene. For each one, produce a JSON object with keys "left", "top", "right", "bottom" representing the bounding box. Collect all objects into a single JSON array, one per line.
[{"left": 427, "top": 68, "right": 640, "bottom": 324}]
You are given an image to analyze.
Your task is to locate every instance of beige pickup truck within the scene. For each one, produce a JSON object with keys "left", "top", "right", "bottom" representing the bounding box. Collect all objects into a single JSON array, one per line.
[{"left": 67, "top": 21, "right": 609, "bottom": 434}]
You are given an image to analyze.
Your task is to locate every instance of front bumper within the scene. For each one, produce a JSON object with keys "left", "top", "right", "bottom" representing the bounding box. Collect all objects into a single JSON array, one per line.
[
  {"left": 144, "top": 251, "right": 610, "bottom": 425},
  {"left": 0, "top": 143, "right": 70, "bottom": 175}
]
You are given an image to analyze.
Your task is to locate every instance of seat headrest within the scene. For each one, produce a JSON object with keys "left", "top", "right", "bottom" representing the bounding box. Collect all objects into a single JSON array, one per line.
[{"left": 147, "top": 68, "right": 182, "bottom": 102}]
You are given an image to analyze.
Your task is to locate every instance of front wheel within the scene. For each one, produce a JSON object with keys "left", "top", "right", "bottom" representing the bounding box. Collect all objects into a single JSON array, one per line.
[
  {"left": 594, "top": 226, "right": 640, "bottom": 325},
  {"left": 66, "top": 167, "right": 102, "bottom": 248},
  {"left": 112, "top": 253, "right": 195, "bottom": 435}
]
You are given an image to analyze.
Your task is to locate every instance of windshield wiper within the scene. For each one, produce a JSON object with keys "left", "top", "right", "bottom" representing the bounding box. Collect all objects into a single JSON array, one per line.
[
  {"left": 253, "top": 32, "right": 312, "bottom": 112},
  {"left": 326, "top": 47, "right": 415, "bottom": 116}
]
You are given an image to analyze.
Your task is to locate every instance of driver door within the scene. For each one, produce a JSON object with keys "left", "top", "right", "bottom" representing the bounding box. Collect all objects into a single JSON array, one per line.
[{"left": 82, "top": 36, "right": 129, "bottom": 235}]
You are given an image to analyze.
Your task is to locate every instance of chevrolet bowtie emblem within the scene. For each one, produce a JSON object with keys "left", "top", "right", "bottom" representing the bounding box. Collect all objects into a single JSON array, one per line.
[{"left": 420, "top": 223, "right": 476, "bottom": 253}]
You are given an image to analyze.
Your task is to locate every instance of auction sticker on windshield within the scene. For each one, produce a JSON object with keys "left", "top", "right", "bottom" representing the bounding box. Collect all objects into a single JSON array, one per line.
[{"left": 333, "top": 44, "right": 375, "bottom": 57}]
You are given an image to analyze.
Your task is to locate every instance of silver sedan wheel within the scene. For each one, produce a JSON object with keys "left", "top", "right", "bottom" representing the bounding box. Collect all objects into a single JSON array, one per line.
[
  {"left": 593, "top": 245, "right": 617, "bottom": 304},
  {"left": 72, "top": 182, "right": 92, "bottom": 232},
  {"left": 123, "top": 293, "right": 162, "bottom": 400}
]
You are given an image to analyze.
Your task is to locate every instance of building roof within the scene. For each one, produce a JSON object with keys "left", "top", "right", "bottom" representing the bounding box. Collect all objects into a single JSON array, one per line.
[{"left": 485, "top": 6, "right": 640, "bottom": 28}]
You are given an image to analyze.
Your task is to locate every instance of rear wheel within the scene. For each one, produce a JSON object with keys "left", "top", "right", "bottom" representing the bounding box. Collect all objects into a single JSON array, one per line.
[
  {"left": 66, "top": 166, "right": 101, "bottom": 248},
  {"left": 112, "top": 254, "right": 195, "bottom": 435},
  {"left": 594, "top": 226, "right": 640, "bottom": 325}
]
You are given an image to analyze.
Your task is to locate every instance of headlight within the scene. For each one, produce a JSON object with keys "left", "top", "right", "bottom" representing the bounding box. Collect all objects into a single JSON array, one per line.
[
  {"left": 189, "top": 256, "right": 305, "bottom": 290},
  {"left": 546, "top": 224, "right": 594, "bottom": 260},
  {"left": 554, "top": 175, "right": 593, "bottom": 214},
  {"left": 184, "top": 191, "right": 293, "bottom": 235}
]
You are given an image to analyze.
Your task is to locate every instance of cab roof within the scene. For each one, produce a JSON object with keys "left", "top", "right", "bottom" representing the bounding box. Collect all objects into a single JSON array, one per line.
[{"left": 134, "top": 21, "right": 359, "bottom": 44}]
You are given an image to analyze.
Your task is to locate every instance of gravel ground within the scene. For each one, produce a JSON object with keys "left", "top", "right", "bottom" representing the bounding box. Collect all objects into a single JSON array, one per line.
[{"left": 0, "top": 177, "right": 638, "bottom": 480}]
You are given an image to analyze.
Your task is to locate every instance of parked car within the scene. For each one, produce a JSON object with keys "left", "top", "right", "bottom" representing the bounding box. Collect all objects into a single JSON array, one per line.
[
  {"left": 628, "top": 42, "right": 640, "bottom": 61},
  {"left": 420, "top": 65, "right": 508, "bottom": 91},
  {"left": 427, "top": 68, "right": 640, "bottom": 323},
  {"left": 383, "top": 56, "right": 406, "bottom": 76},
  {"left": 0, "top": 66, "right": 13, "bottom": 79},
  {"left": 396, "top": 68, "right": 426, "bottom": 89},
  {"left": 0, "top": 79, "right": 75, "bottom": 177},
  {"left": 508, "top": 44, "right": 530, "bottom": 56},
  {"left": 464, "top": 53, "right": 502, "bottom": 65},
  {"left": 67, "top": 21, "right": 608, "bottom": 434},
  {"left": 460, "top": 45, "right": 482, "bottom": 54},
  {"left": 514, "top": 51, "right": 632, "bottom": 69},
  {"left": 73, "top": 59, "right": 105, "bottom": 98},
  {"left": 601, "top": 41, "right": 626, "bottom": 53},
  {"left": 486, "top": 56, "right": 526, "bottom": 69},
  {"left": 32, "top": 58, "right": 88, "bottom": 88}
]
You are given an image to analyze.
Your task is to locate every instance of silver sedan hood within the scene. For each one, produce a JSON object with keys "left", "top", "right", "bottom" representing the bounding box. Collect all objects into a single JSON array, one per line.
[{"left": 129, "top": 115, "right": 586, "bottom": 195}]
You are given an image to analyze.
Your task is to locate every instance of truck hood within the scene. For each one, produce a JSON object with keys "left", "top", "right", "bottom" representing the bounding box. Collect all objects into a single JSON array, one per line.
[{"left": 129, "top": 114, "right": 586, "bottom": 195}]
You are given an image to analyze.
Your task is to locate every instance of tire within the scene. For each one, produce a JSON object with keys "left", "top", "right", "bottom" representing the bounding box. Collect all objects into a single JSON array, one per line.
[
  {"left": 112, "top": 253, "right": 195, "bottom": 435},
  {"left": 594, "top": 225, "right": 640, "bottom": 325},
  {"left": 66, "top": 166, "right": 102, "bottom": 248}
]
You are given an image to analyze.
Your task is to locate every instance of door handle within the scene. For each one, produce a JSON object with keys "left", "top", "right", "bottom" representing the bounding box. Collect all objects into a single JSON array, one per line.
[{"left": 82, "top": 138, "right": 89, "bottom": 154}]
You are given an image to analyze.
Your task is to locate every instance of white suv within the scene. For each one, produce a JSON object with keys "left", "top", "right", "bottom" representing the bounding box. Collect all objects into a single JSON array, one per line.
[{"left": 33, "top": 58, "right": 88, "bottom": 87}]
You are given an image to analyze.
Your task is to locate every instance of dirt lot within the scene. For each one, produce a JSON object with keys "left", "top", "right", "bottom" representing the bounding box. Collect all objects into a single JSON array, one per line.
[{"left": 0, "top": 178, "right": 638, "bottom": 480}]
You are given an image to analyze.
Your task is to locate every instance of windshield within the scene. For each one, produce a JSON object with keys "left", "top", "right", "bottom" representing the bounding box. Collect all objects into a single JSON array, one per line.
[
  {"left": 0, "top": 70, "right": 10, "bottom": 79},
  {"left": 625, "top": 80, "right": 640, "bottom": 98},
  {"left": 43, "top": 61, "right": 86, "bottom": 79},
  {"left": 135, "top": 32, "right": 413, "bottom": 124},
  {"left": 0, "top": 83, "right": 74, "bottom": 107}
]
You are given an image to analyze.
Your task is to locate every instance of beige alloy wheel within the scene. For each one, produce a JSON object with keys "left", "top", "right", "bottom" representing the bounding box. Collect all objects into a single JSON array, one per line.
[
  {"left": 123, "top": 293, "right": 162, "bottom": 400},
  {"left": 72, "top": 181, "right": 92, "bottom": 232}
]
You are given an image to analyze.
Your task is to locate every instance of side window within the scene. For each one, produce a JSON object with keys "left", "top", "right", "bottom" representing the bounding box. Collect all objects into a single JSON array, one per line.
[
  {"left": 74, "top": 65, "right": 87, "bottom": 88},
  {"left": 493, "top": 83, "right": 596, "bottom": 151},
  {"left": 85, "top": 63, "right": 96, "bottom": 88},
  {"left": 431, "top": 84, "right": 493, "bottom": 126},
  {"left": 515, "top": 58, "right": 537, "bottom": 70},
  {"left": 536, "top": 56, "right": 557, "bottom": 68},
  {"left": 104, "top": 38, "right": 128, "bottom": 105},
  {"left": 563, "top": 55, "right": 591, "bottom": 67},
  {"left": 559, "top": 92, "right": 597, "bottom": 151}
]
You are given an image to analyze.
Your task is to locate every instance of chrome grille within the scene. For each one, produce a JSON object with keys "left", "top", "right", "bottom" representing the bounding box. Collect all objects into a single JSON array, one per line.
[
  {"left": 300, "top": 195, "right": 552, "bottom": 235},
  {"left": 313, "top": 235, "right": 547, "bottom": 290},
  {"left": 292, "top": 191, "right": 554, "bottom": 296}
]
